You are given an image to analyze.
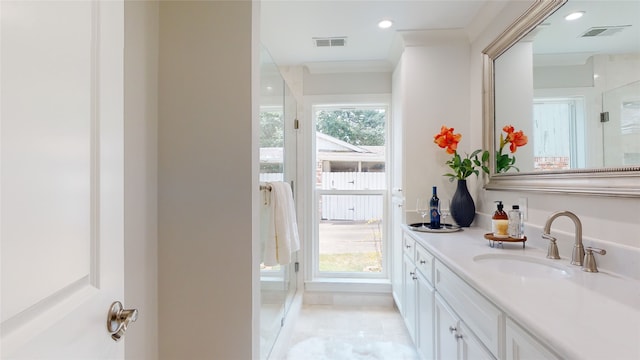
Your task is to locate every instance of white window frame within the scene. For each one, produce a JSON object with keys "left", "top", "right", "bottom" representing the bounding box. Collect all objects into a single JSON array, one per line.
[{"left": 300, "top": 94, "right": 392, "bottom": 285}]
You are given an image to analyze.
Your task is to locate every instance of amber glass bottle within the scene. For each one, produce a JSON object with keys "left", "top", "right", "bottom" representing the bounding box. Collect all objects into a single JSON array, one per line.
[{"left": 491, "top": 201, "right": 509, "bottom": 237}]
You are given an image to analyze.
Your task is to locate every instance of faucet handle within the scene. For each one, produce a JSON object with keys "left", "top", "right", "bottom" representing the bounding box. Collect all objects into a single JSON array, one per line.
[
  {"left": 583, "top": 247, "right": 606, "bottom": 273},
  {"left": 543, "top": 234, "right": 561, "bottom": 259}
]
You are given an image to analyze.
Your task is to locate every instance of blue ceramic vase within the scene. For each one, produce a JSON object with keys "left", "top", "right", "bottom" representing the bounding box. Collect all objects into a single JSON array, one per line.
[{"left": 450, "top": 179, "right": 475, "bottom": 227}]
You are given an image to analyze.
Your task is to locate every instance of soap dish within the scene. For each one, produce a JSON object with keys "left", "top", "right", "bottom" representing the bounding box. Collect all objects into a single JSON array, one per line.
[{"left": 484, "top": 233, "right": 527, "bottom": 248}]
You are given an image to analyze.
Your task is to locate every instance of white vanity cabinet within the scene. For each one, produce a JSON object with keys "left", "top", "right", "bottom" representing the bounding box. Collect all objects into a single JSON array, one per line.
[
  {"left": 402, "top": 233, "right": 417, "bottom": 338},
  {"left": 399, "top": 227, "right": 640, "bottom": 360},
  {"left": 401, "top": 232, "right": 436, "bottom": 359},
  {"left": 416, "top": 263, "right": 435, "bottom": 359},
  {"left": 435, "top": 294, "right": 494, "bottom": 360},
  {"left": 434, "top": 260, "right": 502, "bottom": 357},
  {"left": 505, "top": 318, "right": 560, "bottom": 360},
  {"left": 400, "top": 229, "right": 555, "bottom": 360},
  {"left": 403, "top": 253, "right": 417, "bottom": 340}
]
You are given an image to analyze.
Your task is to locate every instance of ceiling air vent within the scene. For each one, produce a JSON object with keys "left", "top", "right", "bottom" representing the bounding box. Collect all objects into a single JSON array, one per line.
[
  {"left": 579, "top": 25, "right": 630, "bottom": 37},
  {"left": 313, "top": 37, "right": 347, "bottom": 48}
]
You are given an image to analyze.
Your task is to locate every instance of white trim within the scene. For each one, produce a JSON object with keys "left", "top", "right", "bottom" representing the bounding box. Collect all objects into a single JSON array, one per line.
[
  {"left": 303, "top": 94, "right": 393, "bottom": 284},
  {"left": 304, "top": 279, "right": 392, "bottom": 294}
]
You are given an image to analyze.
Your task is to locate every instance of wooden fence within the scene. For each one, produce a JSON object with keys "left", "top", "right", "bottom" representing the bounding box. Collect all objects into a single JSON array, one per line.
[
  {"left": 260, "top": 172, "right": 386, "bottom": 221},
  {"left": 319, "top": 172, "right": 385, "bottom": 221}
]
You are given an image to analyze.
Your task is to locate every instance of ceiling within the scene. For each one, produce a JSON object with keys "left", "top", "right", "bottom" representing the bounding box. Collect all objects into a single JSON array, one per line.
[
  {"left": 531, "top": 0, "right": 640, "bottom": 64},
  {"left": 260, "top": 0, "right": 640, "bottom": 70},
  {"left": 260, "top": 0, "right": 488, "bottom": 68}
]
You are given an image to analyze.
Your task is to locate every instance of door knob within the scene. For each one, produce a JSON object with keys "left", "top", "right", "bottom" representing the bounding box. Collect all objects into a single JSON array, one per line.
[{"left": 107, "top": 301, "right": 138, "bottom": 342}]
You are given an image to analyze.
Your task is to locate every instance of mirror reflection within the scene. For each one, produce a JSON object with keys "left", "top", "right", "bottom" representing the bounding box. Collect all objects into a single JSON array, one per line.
[{"left": 494, "top": 0, "right": 640, "bottom": 173}]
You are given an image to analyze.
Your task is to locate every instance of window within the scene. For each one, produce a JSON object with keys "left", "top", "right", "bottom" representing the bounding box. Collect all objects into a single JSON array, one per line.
[
  {"left": 533, "top": 97, "right": 586, "bottom": 170},
  {"left": 312, "top": 105, "right": 388, "bottom": 278}
]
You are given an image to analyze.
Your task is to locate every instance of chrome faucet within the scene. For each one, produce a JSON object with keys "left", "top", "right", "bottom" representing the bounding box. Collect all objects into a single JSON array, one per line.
[{"left": 542, "top": 211, "right": 585, "bottom": 266}]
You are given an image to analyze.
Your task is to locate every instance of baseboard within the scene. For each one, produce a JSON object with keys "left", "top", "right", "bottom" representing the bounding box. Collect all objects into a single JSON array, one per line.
[{"left": 303, "top": 291, "right": 394, "bottom": 307}]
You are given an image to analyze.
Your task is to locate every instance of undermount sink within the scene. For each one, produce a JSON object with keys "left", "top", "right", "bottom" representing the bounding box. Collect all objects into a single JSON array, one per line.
[{"left": 473, "top": 253, "right": 573, "bottom": 278}]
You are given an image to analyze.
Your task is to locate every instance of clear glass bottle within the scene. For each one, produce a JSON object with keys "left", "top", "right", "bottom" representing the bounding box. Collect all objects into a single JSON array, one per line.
[{"left": 508, "top": 205, "right": 524, "bottom": 239}]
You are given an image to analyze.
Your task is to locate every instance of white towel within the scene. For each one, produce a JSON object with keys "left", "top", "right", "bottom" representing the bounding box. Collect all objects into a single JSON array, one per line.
[{"left": 263, "top": 181, "right": 300, "bottom": 266}]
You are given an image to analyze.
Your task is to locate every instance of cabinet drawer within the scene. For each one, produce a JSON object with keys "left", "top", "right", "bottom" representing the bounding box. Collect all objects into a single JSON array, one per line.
[
  {"left": 415, "top": 244, "right": 434, "bottom": 285},
  {"left": 435, "top": 260, "right": 503, "bottom": 358},
  {"left": 403, "top": 233, "right": 415, "bottom": 259}
]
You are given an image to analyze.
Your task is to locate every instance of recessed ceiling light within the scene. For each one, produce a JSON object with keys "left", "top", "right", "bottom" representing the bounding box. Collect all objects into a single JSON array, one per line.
[
  {"left": 378, "top": 20, "right": 393, "bottom": 29},
  {"left": 565, "top": 11, "right": 585, "bottom": 21}
]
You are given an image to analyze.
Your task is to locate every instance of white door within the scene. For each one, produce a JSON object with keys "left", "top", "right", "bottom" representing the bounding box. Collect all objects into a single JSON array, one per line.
[{"left": 1, "top": 1, "right": 127, "bottom": 358}]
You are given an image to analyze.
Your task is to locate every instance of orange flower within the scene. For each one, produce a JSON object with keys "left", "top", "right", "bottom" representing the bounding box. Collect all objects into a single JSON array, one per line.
[
  {"left": 500, "top": 125, "right": 528, "bottom": 153},
  {"left": 434, "top": 125, "right": 489, "bottom": 180},
  {"left": 507, "top": 130, "right": 528, "bottom": 153},
  {"left": 497, "top": 124, "right": 528, "bottom": 173},
  {"left": 434, "top": 126, "right": 461, "bottom": 154}
]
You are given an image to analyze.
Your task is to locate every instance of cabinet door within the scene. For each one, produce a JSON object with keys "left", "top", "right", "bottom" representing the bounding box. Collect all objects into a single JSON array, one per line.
[
  {"left": 506, "top": 318, "right": 560, "bottom": 360},
  {"left": 391, "top": 218, "right": 405, "bottom": 313},
  {"left": 460, "top": 322, "right": 495, "bottom": 360},
  {"left": 435, "top": 295, "right": 460, "bottom": 360},
  {"left": 435, "top": 260, "right": 501, "bottom": 357},
  {"left": 417, "top": 273, "right": 435, "bottom": 360},
  {"left": 403, "top": 255, "right": 417, "bottom": 341}
]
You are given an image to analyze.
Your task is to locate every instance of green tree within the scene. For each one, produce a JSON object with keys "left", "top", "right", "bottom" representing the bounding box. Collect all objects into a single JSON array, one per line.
[
  {"left": 260, "top": 111, "right": 284, "bottom": 147},
  {"left": 316, "top": 109, "right": 385, "bottom": 146}
]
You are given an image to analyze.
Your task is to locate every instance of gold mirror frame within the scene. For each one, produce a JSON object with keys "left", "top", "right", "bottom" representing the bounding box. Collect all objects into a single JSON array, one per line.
[{"left": 482, "top": 0, "right": 640, "bottom": 197}]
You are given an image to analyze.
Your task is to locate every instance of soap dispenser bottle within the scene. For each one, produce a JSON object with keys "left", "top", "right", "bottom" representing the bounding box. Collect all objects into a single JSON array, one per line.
[{"left": 492, "top": 201, "right": 509, "bottom": 238}]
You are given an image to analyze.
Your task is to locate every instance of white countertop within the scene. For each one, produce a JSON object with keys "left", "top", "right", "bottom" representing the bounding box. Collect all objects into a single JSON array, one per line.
[{"left": 403, "top": 225, "right": 640, "bottom": 360}]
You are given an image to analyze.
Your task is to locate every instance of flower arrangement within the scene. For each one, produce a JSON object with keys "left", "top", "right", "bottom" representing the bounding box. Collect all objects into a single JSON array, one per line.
[
  {"left": 433, "top": 126, "right": 489, "bottom": 181},
  {"left": 496, "top": 125, "right": 528, "bottom": 173}
]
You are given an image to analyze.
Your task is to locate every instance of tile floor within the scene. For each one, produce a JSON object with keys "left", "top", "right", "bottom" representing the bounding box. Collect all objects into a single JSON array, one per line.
[{"left": 281, "top": 304, "right": 419, "bottom": 360}]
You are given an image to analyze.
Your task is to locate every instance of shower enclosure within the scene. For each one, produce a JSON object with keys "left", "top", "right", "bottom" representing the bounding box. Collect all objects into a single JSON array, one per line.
[{"left": 259, "top": 45, "right": 298, "bottom": 360}]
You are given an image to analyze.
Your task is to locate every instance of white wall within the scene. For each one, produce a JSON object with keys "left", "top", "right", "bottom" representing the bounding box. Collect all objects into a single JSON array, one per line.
[
  {"left": 393, "top": 32, "right": 474, "bottom": 221},
  {"left": 158, "top": 2, "right": 256, "bottom": 358},
  {"left": 303, "top": 69, "right": 391, "bottom": 95},
  {"left": 124, "top": 1, "right": 159, "bottom": 358},
  {"left": 469, "top": 1, "right": 640, "bottom": 276},
  {"left": 495, "top": 42, "right": 534, "bottom": 172}
]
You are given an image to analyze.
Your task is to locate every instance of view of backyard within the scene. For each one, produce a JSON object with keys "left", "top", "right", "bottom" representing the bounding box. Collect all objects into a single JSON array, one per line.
[
  {"left": 318, "top": 219, "right": 383, "bottom": 273},
  {"left": 260, "top": 106, "right": 388, "bottom": 276}
]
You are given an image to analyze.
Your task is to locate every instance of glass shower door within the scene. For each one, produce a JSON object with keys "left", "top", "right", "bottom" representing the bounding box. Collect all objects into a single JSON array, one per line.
[
  {"left": 259, "top": 45, "right": 298, "bottom": 360},
  {"left": 602, "top": 81, "right": 640, "bottom": 167}
]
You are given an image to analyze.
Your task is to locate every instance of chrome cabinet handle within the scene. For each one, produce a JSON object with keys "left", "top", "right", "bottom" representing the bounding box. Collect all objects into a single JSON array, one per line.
[
  {"left": 107, "top": 301, "right": 138, "bottom": 341},
  {"left": 449, "top": 325, "right": 463, "bottom": 340}
]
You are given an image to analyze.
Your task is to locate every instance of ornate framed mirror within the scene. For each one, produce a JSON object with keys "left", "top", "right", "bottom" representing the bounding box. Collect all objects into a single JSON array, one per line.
[{"left": 482, "top": 0, "right": 640, "bottom": 197}]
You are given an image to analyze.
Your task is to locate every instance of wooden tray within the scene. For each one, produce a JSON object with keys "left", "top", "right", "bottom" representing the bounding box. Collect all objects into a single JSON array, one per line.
[{"left": 484, "top": 233, "right": 527, "bottom": 248}]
